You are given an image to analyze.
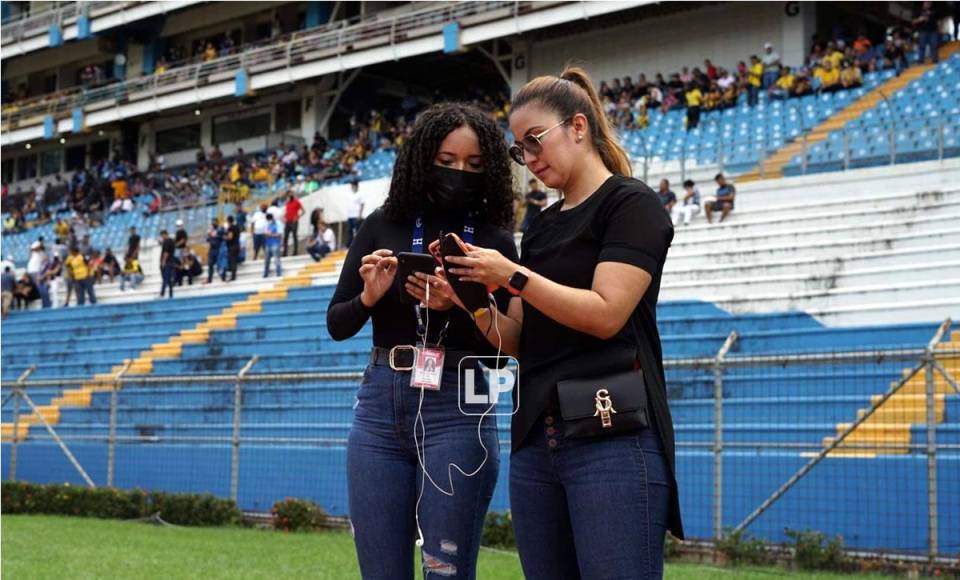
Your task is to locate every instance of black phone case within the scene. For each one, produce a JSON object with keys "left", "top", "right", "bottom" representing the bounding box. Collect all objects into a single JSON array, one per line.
[
  {"left": 440, "top": 234, "right": 491, "bottom": 312},
  {"left": 396, "top": 252, "right": 438, "bottom": 303}
]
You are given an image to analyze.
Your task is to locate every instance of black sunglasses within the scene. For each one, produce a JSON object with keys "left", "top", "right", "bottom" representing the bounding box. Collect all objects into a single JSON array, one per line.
[{"left": 508, "top": 118, "right": 571, "bottom": 166}]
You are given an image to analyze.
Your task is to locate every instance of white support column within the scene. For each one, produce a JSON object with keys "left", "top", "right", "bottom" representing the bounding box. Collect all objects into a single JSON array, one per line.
[{"left": 137, "top": 122, "right": 154, "bottom": 171}]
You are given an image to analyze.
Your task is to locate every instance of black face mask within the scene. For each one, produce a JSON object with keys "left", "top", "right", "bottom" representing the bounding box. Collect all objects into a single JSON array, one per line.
[{"left": 428, "top": 165, "right": 484, "bottom": 213}]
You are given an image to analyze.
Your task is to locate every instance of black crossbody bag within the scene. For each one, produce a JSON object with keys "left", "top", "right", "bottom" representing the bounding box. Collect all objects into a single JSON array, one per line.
[{"left": 556, "top": 316, "right": 648, "bottom": 438}]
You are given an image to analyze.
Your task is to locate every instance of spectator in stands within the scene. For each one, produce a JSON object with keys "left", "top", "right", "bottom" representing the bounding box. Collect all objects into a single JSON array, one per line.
[
  {"left": 703, "top": 82, "right": 722, "bottom": 111},
  {"left": 347, "top": 179, "right": 364, "bottom": 248},
  {"left": 40, "top": 256, "right": 63, "bottom": 308},
  {"left": 263, "top": 213, "right": 282, "bottom": 278},
  {"left": 202, "top": 42, "right": 217, "bottom": 62},
  {"left": 96, "top": 248, "right": 121, "bottom": 284},
  {"left": 768, "top": 67, "right": 795, "bottom": 100},
  {"left": 34, "top": 179, "right": 47, "bottom": 214},
  {"left": 815, "top": 59, "right": 841, "bottom": 93},
  {"left": 26, "top": 241, "right": 47, "bottom": 288},
  {"left": 120, "top": 254, "right": 144, "bottom": 291},
  {"left": 309, "top": 205, "right": 325, "bottom": 240},
  {"left": 206, "top": 219, "right": 224, "bottom": 284},
  {"left": 853, "top": 30, "right": 873, "bottom": 66},
  {"left": 307, "top": 222, "right": 336, "bottom": 262},
  {"left": 747, "top": 55, "right": 763, "bottom": 106},
  {"left": 155, "top": 57, "right": 168, "bottom": 75},
  {"left": 159, "top": 230, "right": 177, "bottom": 299},
  {"left": 174, "top": 219, "right": 189, "bottom": 259},
  {"left": 914, "top": 1, "right": 941, "bottom": 64},
  {"left": 882, "top": 39, "right": 907, "bottom": 74},
  {"left": 250, "top": 203, "right": 268, "bottom": 260},
  {"left": 840, "top": 60, "right": 863, "bottom": 89},
  {"left": 14, "top": 273, "right": 41, "bottom": 310},
  {"left": 706, "top": 173, "right": 736, "bottom": 224},
  {"left": 685, "top": 83, "right": 702, "bottom": 130},
  {"left": 127, "top": 227, "right": 140, "bottom": 259},
  {"left": 54, "top": 217, "right": 70, "bottom": 241},
  {"left": 793, "top": 70, "right": 814, "bottom": 97},
  {"left": 521, "top": 178, "right": 548, "bottom": 233},
  {"left": 224, "top": 215, "right": 241, "bottom": 282},
  {"left": 283, "top": 191, "right": 305, "bottom": 257},
  {"left": 761, "top": 42, "right": 782, "bottom": 88},
  {"left": 673, "top": 179, "right": 702, "bottom": 226},
  {"left": 66, "top": 246, "right": 96, "bottom": 306},
  {"left": 177, "top": 252, "right": 204, "bottom": 286},
  {"left": 1, "top": 266, "right": 15, "bottom": 318},
  {"left": 210, "top": 144, "right": 223, "bottom": 161},
  {"left": 657, "top": 179, "right": 677, "bottom": 214}
]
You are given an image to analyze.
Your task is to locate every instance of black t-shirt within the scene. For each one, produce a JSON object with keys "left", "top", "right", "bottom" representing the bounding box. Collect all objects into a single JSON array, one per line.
[
  {"left": 524, "top": 190, "right": 547, "bottom": 218},
  {"left": 327, "top": 207, "right": 518, "bottom": 353},
  {"left": 226, "top": 224, "right": 242, "bottom": 249},
  {"left": 516, "top": 174, "right": 683, "bottom": 538},
  {"left": 175, "top": 228, "right": 188, "bottom": 248},
  {"left": 161, "top": 238, "right": 176, "bottom": 263},
  {"left": 127, "top": 234, "right": 140, "bottom": 254}
]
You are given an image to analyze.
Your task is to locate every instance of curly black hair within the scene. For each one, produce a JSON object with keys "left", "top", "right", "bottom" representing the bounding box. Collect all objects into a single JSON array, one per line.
[{"left": 383, "top": 103, "right": 515, "bottom": 230}]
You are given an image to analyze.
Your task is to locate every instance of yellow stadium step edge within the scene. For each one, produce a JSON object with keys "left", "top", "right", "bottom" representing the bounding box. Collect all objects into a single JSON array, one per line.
[
  {"left": 0, "top": 251, "right": 346, "bottom": 440},
  {"left": 825, "top": 330, "right": 958, "bottom": 457}
]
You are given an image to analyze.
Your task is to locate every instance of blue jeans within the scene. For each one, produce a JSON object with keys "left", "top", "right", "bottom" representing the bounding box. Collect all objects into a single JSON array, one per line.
[
  {"left": 75, "top": 277, "right": 97, "bottom": 306},
  {"left": 307, "top": 242, "right": 331, "bottom": 262},
  {"left": 252, "top": 234, "right": 265, "bottom": 260},
  {"left": 347, "top": 363, "right": 499, "bottom": 579},
  {"left": 510, "top": 412, "right": 672, "bottom": 579},
  {"left": 264, "top": 245, "right": 282, "bottom": 277},
  {"left": 918, "top": 30, "right": 939, "bottom": 63},
  {"left": 160, "top": 264, "right": 176, "bottom": 298}
]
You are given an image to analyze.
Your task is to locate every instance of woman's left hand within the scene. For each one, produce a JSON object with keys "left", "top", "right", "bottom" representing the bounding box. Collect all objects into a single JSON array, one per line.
[{"left": 444, "top": 243, "right": 518, "bottom": 289}]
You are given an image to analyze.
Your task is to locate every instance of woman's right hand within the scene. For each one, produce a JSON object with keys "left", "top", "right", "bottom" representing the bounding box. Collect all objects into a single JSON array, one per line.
[{"left": 358, "top": 249, "right": 398, "bottom": 308}]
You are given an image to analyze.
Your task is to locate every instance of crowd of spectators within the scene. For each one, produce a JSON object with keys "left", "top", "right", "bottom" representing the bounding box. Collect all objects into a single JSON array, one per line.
[{"left": 599, "top": 5, "right": 951, "bottom": 132}]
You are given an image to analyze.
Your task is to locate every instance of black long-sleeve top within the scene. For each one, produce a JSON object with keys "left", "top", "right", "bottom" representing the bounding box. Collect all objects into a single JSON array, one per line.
[{"left": 326, "top": 207, "right": 519, "bottom": 353}]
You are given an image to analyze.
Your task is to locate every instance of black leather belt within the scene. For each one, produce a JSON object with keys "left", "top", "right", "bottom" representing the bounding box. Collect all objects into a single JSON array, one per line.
[{"left": 369, "top": 346, "right": 478, "bottom": 371}]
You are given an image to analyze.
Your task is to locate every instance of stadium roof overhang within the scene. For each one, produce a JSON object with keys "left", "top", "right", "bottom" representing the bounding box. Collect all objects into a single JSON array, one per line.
[{"left": 1, "top": 0, "right": 653, "bottom": 148}]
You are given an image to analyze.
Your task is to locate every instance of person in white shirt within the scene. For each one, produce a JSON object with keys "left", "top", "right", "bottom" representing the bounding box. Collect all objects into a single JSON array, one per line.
[
  {"left": 250, "top": 202, "right": 269, "bottom": 260},
  {"left": 267, "top": 200, "right": 285, "bottom": 226},
  {"left": 307, "top": 222, "right": 336, "bottom": 262},
  {"left": 347, "top": 179, "right": 364, "bottom": 248},
  {"left": 27, "top": 241, "right": 47, "bottom": 281},
  {"left": 672, "top": 179, "right": 702, "bottom": 226}
]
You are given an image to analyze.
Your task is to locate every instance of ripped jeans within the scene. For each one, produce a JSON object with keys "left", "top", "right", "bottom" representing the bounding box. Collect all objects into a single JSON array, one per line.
[{"left": 347, "top": 363, "right": 500, "bottom": 579}]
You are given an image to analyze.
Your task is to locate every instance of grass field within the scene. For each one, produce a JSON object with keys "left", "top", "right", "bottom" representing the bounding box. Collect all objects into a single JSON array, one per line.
[{"left": 1, "top": 515, "right": 895, "bottom": 579}]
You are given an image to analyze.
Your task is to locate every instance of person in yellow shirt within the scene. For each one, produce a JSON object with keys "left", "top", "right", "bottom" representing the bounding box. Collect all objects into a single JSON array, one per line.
[
  {"left": 703, "top": 83, "right": 722, "bottom": 111},
  {"left": 815, "top": 59, "right": 841, "bottom": 93},
  {"left": 685, "top": 84, "right": 703, "bottom": 130},
  {"left": 768, "top": 67, "right": 795, "bottom": 100},
  {"left": 747, "top": 55, "right": 763, "bottom": 106},
  {"left": 65, "top": 246, "right": 96, "bottom": 305},
  {"left": 203, "top": 42, "right": 217, "bottom": 62},
  {"left": 840, "top": 61, "right": 863, "bottom": 89}
]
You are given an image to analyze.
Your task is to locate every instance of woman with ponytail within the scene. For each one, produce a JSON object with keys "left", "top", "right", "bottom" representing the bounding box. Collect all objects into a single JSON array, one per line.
[{"left": 433, "top": 67, "right": 683, "bottom": 578}]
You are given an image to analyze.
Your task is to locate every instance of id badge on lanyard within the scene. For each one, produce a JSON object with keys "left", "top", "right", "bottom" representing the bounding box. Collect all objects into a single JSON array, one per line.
[{"left": 407, "top": 214, "right": 474, "bottom": 391}]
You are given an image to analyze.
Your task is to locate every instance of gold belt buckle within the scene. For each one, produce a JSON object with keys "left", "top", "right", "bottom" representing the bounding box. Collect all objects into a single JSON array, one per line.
[{"left": 389, "top": 345, "right": 418, "bottom": 371}]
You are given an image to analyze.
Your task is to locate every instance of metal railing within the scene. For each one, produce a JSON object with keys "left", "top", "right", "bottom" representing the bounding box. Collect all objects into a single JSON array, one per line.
[
  {"left": 1, "top": 1, "right": 134, "bottom": 45},
  {"left": 1, "top": 0, "right": 551, "bottom": 131},
  {"left": 3, "top": 319, "right": 958, "bottom": 560}
]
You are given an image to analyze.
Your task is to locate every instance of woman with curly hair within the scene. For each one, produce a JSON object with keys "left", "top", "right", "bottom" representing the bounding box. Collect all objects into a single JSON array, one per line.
[{"left": 326, "top": 102, "right": 518, "bottom": 579}]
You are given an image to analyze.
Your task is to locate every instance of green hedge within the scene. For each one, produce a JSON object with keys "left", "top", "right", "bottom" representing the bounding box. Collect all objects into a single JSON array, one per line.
[
  {"left": 1, "top": 481, "right": 242, "bottom": 526},
  {"left": 270, "top": 497, "right": 327, "bottom": 532}
]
